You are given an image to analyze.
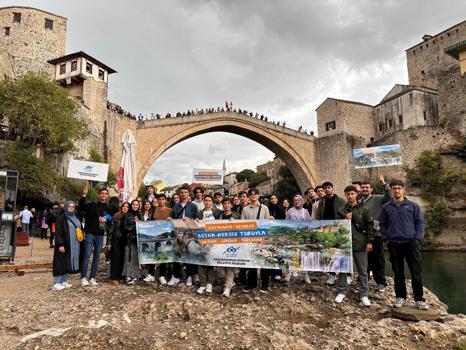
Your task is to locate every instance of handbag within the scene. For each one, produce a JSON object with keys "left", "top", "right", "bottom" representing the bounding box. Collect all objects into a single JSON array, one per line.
[{"left": 67, "top": 217, "right": 85, "bottom": 242}]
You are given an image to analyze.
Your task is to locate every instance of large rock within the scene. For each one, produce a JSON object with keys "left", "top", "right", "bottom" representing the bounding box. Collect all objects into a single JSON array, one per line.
[{"left": 391, "top": 305, "right": 441, "bottom": 321}]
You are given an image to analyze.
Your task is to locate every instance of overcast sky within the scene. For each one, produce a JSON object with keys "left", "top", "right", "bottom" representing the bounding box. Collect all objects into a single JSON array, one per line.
[{"left": 4, "top": 0, "right": 466, "bottom": 184}]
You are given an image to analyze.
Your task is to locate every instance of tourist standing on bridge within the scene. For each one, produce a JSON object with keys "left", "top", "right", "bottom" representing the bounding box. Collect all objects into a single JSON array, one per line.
[
  {"left": 79, "top": 186, "right": 111, "bottom": 287},
  {"left": 241, "top": 188, "right": 272, "bottom": 293},
  {"left": 52, "top": 201, "right": 81, "bottom": 291},
  {"left": 380, "top": 180, "right": 428, "bottom": 310},
  {"left": 360, "top": 176, "right": 391, "bottom": 292},
  {"left": 122, "top": 200, "right": 142, "bottom": 285},
  {"left": 334, "top": 186, "right": 374, "bottom": 307}
]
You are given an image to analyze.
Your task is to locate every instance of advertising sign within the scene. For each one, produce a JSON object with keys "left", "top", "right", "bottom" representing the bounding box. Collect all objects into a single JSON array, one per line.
[
  {"left": 192, "top": 168, "right": 224, "bottom": 185},
  {"left": 67, "top": 159, "right": 109, "bottom": 182}
]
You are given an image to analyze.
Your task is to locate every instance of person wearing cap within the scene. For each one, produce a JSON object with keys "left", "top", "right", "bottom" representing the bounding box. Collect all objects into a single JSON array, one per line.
[{"left": 52, "top": 201, "right": 82, "bottom": 291}]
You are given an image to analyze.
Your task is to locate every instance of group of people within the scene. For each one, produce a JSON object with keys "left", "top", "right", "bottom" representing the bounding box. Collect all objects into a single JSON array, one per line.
[
  {"left": 51, "top": 177, "right": 428, "bottom": 310},
  {"left": 106, "top": 100, "right": 313, "bottom": 134}
]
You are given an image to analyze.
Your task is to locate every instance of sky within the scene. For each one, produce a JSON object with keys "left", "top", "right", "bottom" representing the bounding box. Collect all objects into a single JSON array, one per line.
[{"left": 3, "top": 0, "right": 466, "bottom": 184}]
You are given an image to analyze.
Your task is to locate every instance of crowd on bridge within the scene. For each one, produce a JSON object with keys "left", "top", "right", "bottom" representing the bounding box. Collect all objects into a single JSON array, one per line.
[
  {"left": 49, "top": 175, "right": 428, "bottom": 312},
  {"left": 107, "top": 100, "right": 314, "bottom": 135}
]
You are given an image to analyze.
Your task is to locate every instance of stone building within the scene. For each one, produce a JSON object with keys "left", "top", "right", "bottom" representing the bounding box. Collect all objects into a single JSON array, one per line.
[
  {"left": 315, "top": 20, "right": 465, "bottom": 189},
  {"left": 0, "top": 6, "right": 66, "bottom": 79},
  {"left": 256, "top": 157, "right": 285, "bottom": 195}
]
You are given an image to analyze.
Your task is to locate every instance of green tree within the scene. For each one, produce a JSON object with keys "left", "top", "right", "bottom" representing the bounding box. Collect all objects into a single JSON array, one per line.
[
  {"left": 273, "top": 165, "right": 300, "bottom": 200},
  {"left": 236, "top": 169, "right": 255, "bottom": 183},
  {"left": 249, "top": 171, "right": 270, "bottom": 188},
  {"left": 0, "top": 72, "right": 88, "bottom": 154}
]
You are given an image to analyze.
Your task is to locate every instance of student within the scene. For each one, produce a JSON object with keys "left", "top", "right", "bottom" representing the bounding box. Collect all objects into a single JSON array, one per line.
[
  {"left": 268, "top": 194, "right": 285, "bottom": 219},
  {"left": 218, "top": 197, "right": 240, "bottom": 297},
  {"left": 141, "top": 200, "right": 153, "bottom": 222},
  {"left": 212, "top": 192, "right": 224, "bottom": 211},
  {"left": 144, "top": 185, "right": 156, "bottom": 203},
  {"left": 281, "top": 199, "right": 290, "bottom": 215},
  {"left": 79, "top": 186, "right": 111, "bottom": 286},
  {"left": 52, "top": 201, "right": 81, "bottom": 291},
  {"left": 334, "top": 186, "right": 374, "bottom": 307},
  {"left": 108, "top": 202, "right": 129, "bottom": 285},
  {"left": 196, "top": 195, "right": 220, "bottom": 294},
  {"left": 380, "top": 180, "right": 428, "bottom": 310},
  {"left": 170, "top": 194, "right": 181, "bottom": 208},
  {"left": 122, "top": 200, "right": 142, "bottom": 285},
  {"left": 303, "top": 188, "right": 319, "bottom": 216},
  {"left": 169, "top": 186, "right": 199, "bottom": 286},
  {"left": 315, "top": 181, "right": 346, "bottom": 286},
  {"left": 152, "top": 194, "right": 173, "bottom": 285},
  {"left": 231, "top": 195, "right": 242, "bottom": 214},
  {"left": 193, "top": 187, "right": 205, "bottom": 211},
  {"left": 310, "top": 186, "right": 325, "bottom": 220},
  {"left": 361, "top": 175, "right": 391, "bottom": 292},
  {"left": 241, "top": 188, "right": 271, "bottom": 293}
]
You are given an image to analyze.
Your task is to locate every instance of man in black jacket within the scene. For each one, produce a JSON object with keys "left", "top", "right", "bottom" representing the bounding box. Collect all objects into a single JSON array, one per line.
[{"left": 78, "top": 185, "right": 110, "bottom": 286}]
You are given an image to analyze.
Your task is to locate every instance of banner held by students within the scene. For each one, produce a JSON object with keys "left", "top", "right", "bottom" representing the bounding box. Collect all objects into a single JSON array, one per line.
[
  {"left": 67, "top": 159, "right": 109, "bottom": 182},
  {"left": 137, "top": 219, "right": 353, "bottom": 273},
  {"left": 353, "top": 144, "right": 402, "bottom": 169}
]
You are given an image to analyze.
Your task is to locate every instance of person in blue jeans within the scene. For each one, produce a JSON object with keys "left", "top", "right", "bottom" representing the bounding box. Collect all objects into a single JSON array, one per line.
[{"left": 78, "top": 185, "right": 111, "bottom": 286}]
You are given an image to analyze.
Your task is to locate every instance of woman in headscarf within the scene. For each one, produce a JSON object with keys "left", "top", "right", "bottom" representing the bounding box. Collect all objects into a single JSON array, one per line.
[
  {"left": 286, "top": 195, "right": 311, "bottom": 221},
  {"left": 108, "top": 202, "right": 129, "bottom": 285},
  {"left": 122, "top": 200, "right": 142, "bottom": 284},
  {"left": 52, "top": 201, "right": 82, "bottom": 291},
  {"left": 284, "top": 194, "right": 312, "bottom": 284}
]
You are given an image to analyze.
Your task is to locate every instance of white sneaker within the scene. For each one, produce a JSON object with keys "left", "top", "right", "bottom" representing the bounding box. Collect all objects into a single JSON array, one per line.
[
  {"left": 304, "top": 273, "right": 312, "bottom": 285},
  {"left": 197, "top": 286, "right": 206, "bottom": 294},
  {"left": 62, "top": 282, "right": 72, "bottom": 288},
  {"left": 193, "top": 274, "right": 200, "bottom": 283},
  {"left": 89, "top": 278, "right": 98, "bottom": 286},
  {"left": 394, "top": 298, "right": 406, "bottom": 308},
  {"left": 52, "top": 283, "right": 65, "bottom": 291},
  {"left": 360, "top": 296, "right": 371, "bottom": 307},
  {"left": 127, "top": 278, "right": 136, "bottom": 285},
  {"left": 346, "top": 276, "right": 353, "bottom": 285},
  {"left": 205, "top": 283, "right": 213, "bottom": 294},
  {"left": 327, "top": 274, "right": 336, "bottom": 285},
  {"left": 186, "top": 276, "right": 193, "bottom": 286},
  {"left": 335, "top": 293, "right": 346, "bottom": 303},
  {"left": 274, "top": 275, "right": 282, "bottom": 281},
  {"left": 143, "top": 274, "right": 155, "bottom": 282},
  {"left": 416, "top": 301, "right": 429, "bottom": 310},
  {"left": 167, "top": 277, "right": 180, "bottom": 286},
  {"left": 80, "top": 278, "right": 90, "bottom": 287},
  {"left": 159, "top": 276, "right": 167, "bottom": 285},
  {"left": 284, "top": 271, "right": 292, "bottom": 282},
  {"left": 223, "top": 287, "right": 231, "bottom": 298}
]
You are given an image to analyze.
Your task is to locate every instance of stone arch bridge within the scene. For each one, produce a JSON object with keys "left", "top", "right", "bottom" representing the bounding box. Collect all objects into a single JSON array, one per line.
[{"left": 106, "top": 112, "right": 321, "bottom": 194}]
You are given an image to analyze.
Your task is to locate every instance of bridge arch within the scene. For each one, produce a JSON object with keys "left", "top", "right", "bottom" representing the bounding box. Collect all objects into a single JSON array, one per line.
[{"left": 134, "top": 113, "right": 317, "bottom": 193}]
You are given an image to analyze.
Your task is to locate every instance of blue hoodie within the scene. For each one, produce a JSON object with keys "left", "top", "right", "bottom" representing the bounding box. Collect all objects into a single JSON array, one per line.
[{"left": 379, "top": 198, "right": 425, "bottom": 244}]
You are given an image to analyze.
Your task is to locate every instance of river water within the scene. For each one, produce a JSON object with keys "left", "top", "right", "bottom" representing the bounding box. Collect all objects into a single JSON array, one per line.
[{"left": 385, "top": 251, "right": 466, "bottom": 314}]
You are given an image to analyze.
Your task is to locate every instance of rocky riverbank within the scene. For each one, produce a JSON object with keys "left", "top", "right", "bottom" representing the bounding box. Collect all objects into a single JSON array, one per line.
[{"left": 1, "top": 269, "right": 465, "bottom": 350}]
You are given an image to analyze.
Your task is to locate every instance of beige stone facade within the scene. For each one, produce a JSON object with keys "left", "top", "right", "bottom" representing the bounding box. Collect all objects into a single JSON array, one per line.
[
  {"left": 406, "top": 21, "right": 466, "bottom": 90},
  {"left": 0, "top": 6, "right": 66, "bottom": 79}
]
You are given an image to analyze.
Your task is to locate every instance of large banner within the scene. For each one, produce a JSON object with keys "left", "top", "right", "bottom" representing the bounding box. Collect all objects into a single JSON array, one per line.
[
  {"left": 353, "top": 144, "right": 402, "bottom": 169},
  {"left": 192, "top": 168, "right": 224, "bottom": 185},
  {"left": 67, "top": 159, "right": 109, "bottom": 182},
  {"left": 137, "top": 219, "right": 353, "bottom": 273}
]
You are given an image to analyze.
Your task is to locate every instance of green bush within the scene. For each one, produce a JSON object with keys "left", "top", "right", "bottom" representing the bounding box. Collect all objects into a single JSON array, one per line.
[{"left": 424, "top": 200, "right": 451, "bottom": 235}]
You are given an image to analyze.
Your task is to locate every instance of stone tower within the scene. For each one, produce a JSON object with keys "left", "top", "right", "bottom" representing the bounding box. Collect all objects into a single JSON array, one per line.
[{"left": 0, "top": 6, "right": 67, "bottom": 79}]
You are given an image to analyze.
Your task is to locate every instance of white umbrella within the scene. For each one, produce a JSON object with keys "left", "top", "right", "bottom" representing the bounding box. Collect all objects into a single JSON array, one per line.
[{"left": 117, "top": 129, "right": 137, "bottom": 204}]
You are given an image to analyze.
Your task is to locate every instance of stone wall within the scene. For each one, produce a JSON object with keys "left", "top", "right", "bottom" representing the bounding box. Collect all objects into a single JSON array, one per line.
[
  {"left": 438, "top": 64, "right": 466, "bottom": 135},
  {"left": 315, "top": 133, "right": 368, "bottom": 196},
  {"left": 0, "top": 6, "right": 67, "bottom": 78},
  {"left": 406, "top": 21, "right": 465, "bottom": 89},
  {"left": 374, "top": 89, "right": 439, "bottom": 139},
  {"left": 316, "top": 98, "right": 374, "bottom": 140}
]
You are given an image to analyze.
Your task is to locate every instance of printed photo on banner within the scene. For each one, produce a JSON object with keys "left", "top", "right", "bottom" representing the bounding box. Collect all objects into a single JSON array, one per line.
[
  {"left": 353, "top": 144, "right": 402, "bottom": 169},
  {"left": 137, "top": 219, "right": 353, "bottom": 273},
  {"left": 192, "top": 168, "right": 224, "bottom": 185},
  {"left": 67, "top": 159, "right": 109, "bottom": 182}
]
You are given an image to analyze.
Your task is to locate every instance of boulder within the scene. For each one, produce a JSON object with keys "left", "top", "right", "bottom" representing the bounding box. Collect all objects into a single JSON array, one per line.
[{"left": 391, "top": 306, "right": 441, "bottom": 321}]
